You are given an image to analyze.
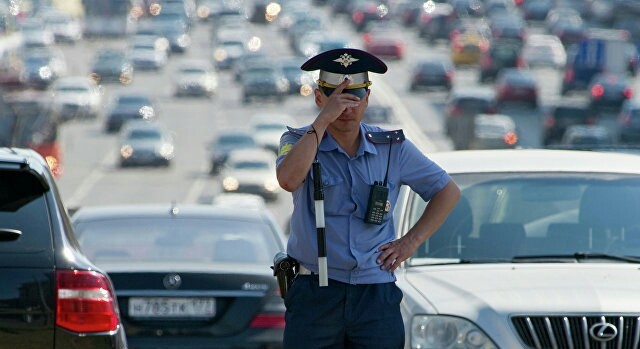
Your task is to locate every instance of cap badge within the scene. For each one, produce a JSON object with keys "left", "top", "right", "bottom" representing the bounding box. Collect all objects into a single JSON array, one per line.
[{"left": 334, "top": 53, "right": 359, "bottom": 67}]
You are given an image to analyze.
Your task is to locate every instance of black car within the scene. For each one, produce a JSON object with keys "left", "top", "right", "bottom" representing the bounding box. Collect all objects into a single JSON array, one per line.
[
  {"left": 478, "top": 39, "right": 522, "bottom": 83},
  {"left": 0, "top": 147, "right": 127, "bottom": 349},
  {"left": 71, "top": 204, "right": 287, "bottom": 349},
  {"left": 588, "top": 72, "right": 634, "bottom": 113},
  {"left": 409, "top": 56, "right": 455, "bottom": 92},
  {"left": 104, "top": 93, "right": 156, "bottom": 133},
  {"left": 542, "top": 100, "right": 595, "bottom": 145},
  {"left": 90, "top": 48, "right": 134, "bottom": 85}
]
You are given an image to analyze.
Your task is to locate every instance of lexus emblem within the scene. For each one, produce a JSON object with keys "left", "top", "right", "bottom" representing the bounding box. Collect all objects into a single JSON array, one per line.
[
  {"left": 163, "top": 273, "right": 182, "bottom": 289},
  {"left": 589, "top": 322, "right": 618, "bottom": 342}
]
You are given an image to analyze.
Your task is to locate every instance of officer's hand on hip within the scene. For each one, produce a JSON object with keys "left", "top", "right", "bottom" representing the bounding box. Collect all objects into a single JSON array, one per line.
[{"left": 376, "top": 236, "right": 418, "bottom": 272}]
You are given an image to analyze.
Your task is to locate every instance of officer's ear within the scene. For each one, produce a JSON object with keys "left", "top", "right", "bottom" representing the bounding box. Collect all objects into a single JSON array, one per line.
[{"left": 314, "top": 88, "right": 324, "bottom": 108}]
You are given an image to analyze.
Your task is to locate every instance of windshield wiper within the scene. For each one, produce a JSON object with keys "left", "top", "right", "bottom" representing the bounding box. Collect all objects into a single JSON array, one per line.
[{"left": 512, "top": 253, "right": 640, "bottom": 263}]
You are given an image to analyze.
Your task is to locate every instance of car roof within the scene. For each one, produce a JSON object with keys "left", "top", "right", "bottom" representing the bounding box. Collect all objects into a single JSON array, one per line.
[
  {"left": 0, "top": 147, "right": 50, "bottom": 177},
  {"left": 71, "top": 203, "right": 274, "bottom": 222},
  {"left": 428, "top": 149, "right": 640, "bottom": 175}
]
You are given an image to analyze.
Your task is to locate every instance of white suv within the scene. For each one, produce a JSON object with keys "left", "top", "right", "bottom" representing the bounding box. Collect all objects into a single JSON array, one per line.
[{"left": 393, "top": 149, "right": 640, "bottom": 349}]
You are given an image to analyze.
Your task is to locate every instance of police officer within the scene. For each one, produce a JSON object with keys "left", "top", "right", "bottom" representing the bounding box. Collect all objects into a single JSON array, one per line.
[{"left": 276, "top": 48, "right": 460, "bottom": 349}]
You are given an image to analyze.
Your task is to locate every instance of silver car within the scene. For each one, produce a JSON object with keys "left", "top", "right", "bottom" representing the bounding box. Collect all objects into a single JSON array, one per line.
[
  {"left": 118, "top": 120, "right": 174, "bottom": 167},
  {"left": 393, "top": 149, "right": 640, "bottom": 349}
]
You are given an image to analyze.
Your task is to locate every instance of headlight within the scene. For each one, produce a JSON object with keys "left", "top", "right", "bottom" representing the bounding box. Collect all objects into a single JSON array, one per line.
[
  {"left": 213, "top": 49, "right": 228, "bottom": 62},
  {"left": 222, "top": 177, "right": 239, "bottom": 191},
  {"left": 120, "top": 144, "right": 133, "bottom": 158},
  {"left": 159, "top": 143, "right": 174, "bottom": 158},
  {"left": 38, "top": 66, "right": 52, "bottom": 79},
  {"left": 264, "top": 179, "right": 279, "bottom": 192},
  {"left": 411, "top": 315, "right": 497, "bottom": 349},
  {"left": 139, "top": 106, "right": 155, "bottom": 119}
]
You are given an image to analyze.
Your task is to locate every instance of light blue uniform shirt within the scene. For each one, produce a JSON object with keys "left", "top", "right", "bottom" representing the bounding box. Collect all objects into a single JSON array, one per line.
[{"left": 277, "top": 123, "right": 451, "bottom": 284}]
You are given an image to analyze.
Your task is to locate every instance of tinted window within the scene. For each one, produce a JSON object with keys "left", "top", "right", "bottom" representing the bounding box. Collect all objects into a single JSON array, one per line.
[{"left": 0, "top": 171, "right": 51, "bottom": 254}]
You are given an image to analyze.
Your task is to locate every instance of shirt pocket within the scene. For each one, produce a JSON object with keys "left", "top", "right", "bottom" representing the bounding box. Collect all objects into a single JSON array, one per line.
[{"left": 321, "top": 175, "right": 353, "bottom": 216}]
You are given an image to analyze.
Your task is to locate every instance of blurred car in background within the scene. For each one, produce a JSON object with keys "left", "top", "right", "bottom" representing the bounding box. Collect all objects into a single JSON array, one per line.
[
  {"left": 393, "top": 149, "right": 640, "bottom": 349},
  {"left": 128, "top": 36, "right": 169, "bottom": 71},
  {"left": 0, "top": 147, "right": 127, "bottom": 349},
  {"left": 211, "top": 38, "right": 247, "bottom": 70},
  {"left": 50, "top": 76, "right": 103, "bottom": 121},
  {"left": 89, "top": 48, "right": 134, "bottom": 85},
  {"left": 71, "top": 203, "right": 286, "bottom": 349},
  {"left": 469, "top": 113, "right": 519, "bottom": 149},
  {"left": 220, "top": 148, "right": 281, "bottom": 201},
  {"left": 104, "top": 93, "right": 156, "bottom": 133},
  {"left": 2, "top": 90, "right": 64, "bottom": 176},
  {"left": 118, "top": 120, "right": 174, "bottom": 167},
  {"left": 19, "top": 47, "right": 68, "bottom": 89},
  {"left": 495, "top": 68, "right": 539, "bottom": 108},
  {"left": 617, "top": 98, "right": 640, "bottom": 143},
  {"left": 240, "top": 64, "right": 289, "bottom": 104},
  {"left": 587, "top": 72, "right": 634, "bottom": 113},
  {"left": 364, "top": 33, "right": 406, "bottom": 61},
  {"left": 450, "top": 27, "right": 491, "bottom": 65},
  {"left": 561, "top": 124, "right": 614, "bottom": 146},
  {"left": 363, "top": 104, "right": 393, "bottom": 125},
  {"left": 173, "top": 59, "right": 218, "bottom": 98},
  {"left": 43, "top": 11, "right": 83, "bottom": 43},
  {"left": 416, "top": 2, "right": 456, "bottom": 44},
  {"left": 445, "top": 87, "right": 499, "bottom": 150},
  {"left": 249, "top": 112, "right": 294, "bottom": 153},
  {"left": 478, "top": 38, "right": 523, "bottom": 83},
  {"left": 542, "top": 100, "right": 595, "bottom": 146},
  {"left": 521, "top": 34, "right": 566, "bottom": 69},
  {"left": 281, "top": 56, "right": 314, "bottom": 96},
  {"left": 409, "top": 56, "right": 455, "bottom": 92},
  {"left": 208, "top": 130, "right": 259, "bottom": 175}
]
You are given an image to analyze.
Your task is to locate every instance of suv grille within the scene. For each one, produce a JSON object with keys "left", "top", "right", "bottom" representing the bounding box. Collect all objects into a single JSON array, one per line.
[{"left": 512, "top": 315, "right": 640, "bottom": 349}]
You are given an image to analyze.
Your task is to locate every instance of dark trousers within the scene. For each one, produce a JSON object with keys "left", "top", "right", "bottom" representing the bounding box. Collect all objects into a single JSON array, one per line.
[{"left": 283, "top": 275, "right": 405, "bottom": 349}]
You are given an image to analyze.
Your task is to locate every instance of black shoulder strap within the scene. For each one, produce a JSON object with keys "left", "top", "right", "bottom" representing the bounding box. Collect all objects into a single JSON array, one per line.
[{"left": 365, "top": 129, "right": 405, "bottom": 144}]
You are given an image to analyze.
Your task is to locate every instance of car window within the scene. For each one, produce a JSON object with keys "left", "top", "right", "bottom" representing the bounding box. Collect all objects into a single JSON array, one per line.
[
  {"left": 74, "top": 217, "right": 280, "bottom": 264},
  {"left": 0, "top": 170, "right": 52, "bottom": 254},
  {"left": 128, "top": 129, "right": 162, "bottom": 139},
  {"left": 406, "top": 173, "right": 640, "bottom": 264},
  {"left": 231, "top": 160, "right": 270, "bottom": 170}
]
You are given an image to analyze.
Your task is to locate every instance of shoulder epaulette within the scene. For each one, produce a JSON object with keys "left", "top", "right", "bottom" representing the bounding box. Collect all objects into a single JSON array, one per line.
[
  {"left": 365, "top": 129, "right": 405, "bottom": 144},
  {"left": 285, "top": 126, "right": 308, "bottom": 138}
]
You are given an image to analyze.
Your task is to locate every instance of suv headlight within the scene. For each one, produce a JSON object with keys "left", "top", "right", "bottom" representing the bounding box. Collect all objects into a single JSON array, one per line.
[{"left": 411, "top": 315, "right": 497, "bottom": 349}]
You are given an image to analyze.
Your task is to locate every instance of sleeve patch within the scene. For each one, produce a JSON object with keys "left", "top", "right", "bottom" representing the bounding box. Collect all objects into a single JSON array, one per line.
[{"left": 279, "top": 143, "right": 293, "bottom": 157}]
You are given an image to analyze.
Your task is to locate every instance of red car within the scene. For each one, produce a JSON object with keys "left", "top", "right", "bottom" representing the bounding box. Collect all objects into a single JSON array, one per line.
[
  {"left": 364, "top": 34, "right": 405, "bottom": 60},
  {"left": 495, "top": 68, "right": 538, "bottom": 109}
]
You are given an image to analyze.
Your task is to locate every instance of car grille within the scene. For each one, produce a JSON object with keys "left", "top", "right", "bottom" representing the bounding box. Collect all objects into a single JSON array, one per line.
[{"left": 512, "top": 315, "right": 640, "bottom": 349}]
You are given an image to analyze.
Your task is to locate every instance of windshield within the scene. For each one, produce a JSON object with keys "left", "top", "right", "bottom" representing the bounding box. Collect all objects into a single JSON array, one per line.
[{"left": 407, "top": 173, "right": 640, "bottom": 265}]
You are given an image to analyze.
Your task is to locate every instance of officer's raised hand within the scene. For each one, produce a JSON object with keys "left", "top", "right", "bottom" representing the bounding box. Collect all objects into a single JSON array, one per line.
[{"left": 315, "top": 78, "right": 361, "bottom": 127}]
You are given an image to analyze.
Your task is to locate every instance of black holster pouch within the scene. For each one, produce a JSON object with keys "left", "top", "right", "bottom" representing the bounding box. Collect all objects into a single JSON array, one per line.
[{"left": 271, "top": 252, "right": 299, "bottom": 299}]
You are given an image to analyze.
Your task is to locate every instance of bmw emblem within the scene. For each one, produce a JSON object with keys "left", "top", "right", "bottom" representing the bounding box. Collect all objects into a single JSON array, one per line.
[
  {"left": 163, "top": 273, "right": 182, "bottom": 289},
  {"left": 589, "top": 322, "right": 618, "bottom": 342}
]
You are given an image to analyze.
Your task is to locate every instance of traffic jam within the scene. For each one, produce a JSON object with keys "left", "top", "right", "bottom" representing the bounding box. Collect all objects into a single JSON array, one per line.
[{"left": 2, "top": 0, "right": 640, "bottom": 348}]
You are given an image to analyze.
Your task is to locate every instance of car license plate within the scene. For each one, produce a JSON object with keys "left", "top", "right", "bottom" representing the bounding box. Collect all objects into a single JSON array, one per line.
[{"left": 128, "top": 297, "right": 216, "bottom": 318}]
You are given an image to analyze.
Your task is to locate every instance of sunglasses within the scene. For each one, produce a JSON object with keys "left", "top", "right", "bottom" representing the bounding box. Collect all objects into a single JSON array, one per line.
[{"left": 320, "top": 86, "right": 368, "bottom": 98}]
